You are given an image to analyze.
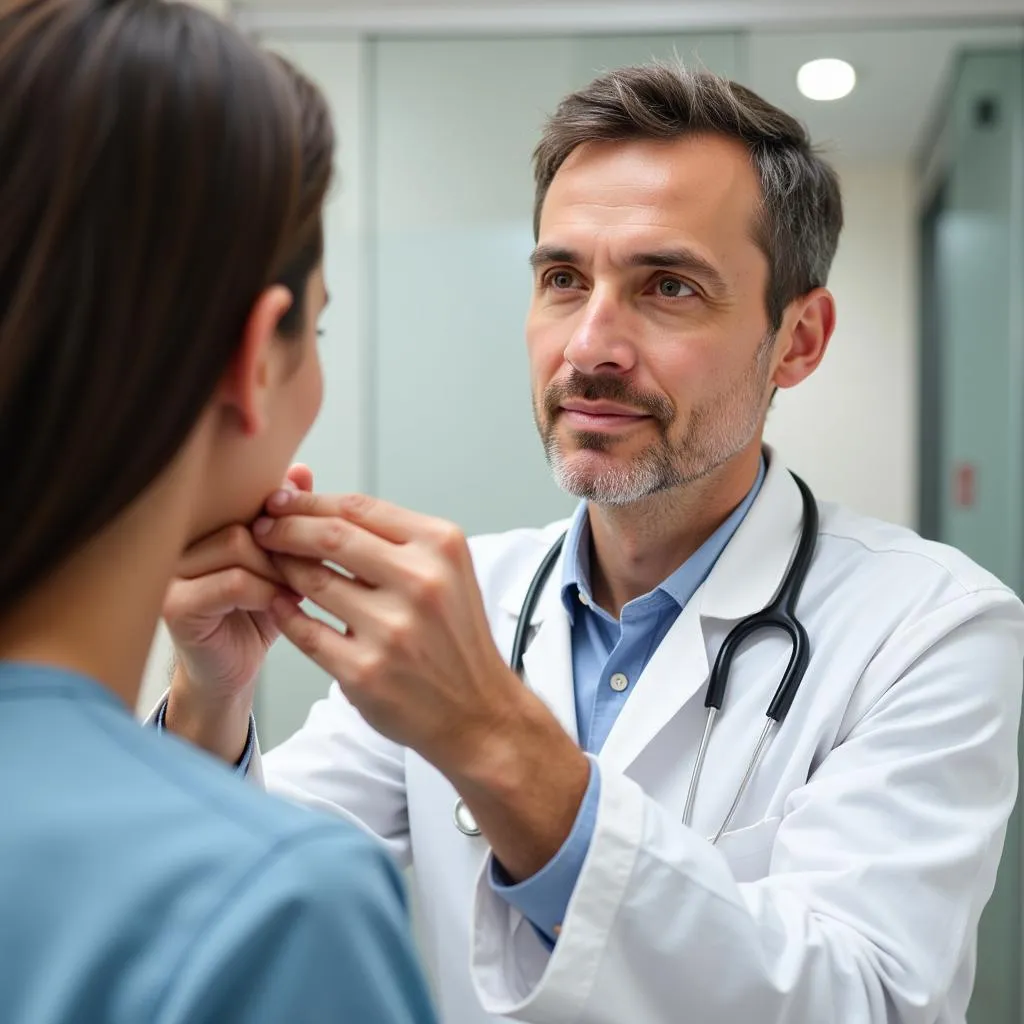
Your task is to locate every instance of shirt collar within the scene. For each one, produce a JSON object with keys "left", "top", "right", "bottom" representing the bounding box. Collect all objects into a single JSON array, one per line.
[
  {"left": 0, "top": 661, "right": 127, "bottom": 712},
  {"left": 560, "top": 454, "right": 767, "bottom": 621}
]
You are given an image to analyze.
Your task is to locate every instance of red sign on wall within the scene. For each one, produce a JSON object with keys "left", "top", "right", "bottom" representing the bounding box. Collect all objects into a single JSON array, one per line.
[{"left": 953, "top": 462, "right": 976, "bottom": 508}]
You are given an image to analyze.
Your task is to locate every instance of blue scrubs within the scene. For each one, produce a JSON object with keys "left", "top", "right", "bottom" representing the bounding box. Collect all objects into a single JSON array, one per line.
[{"left": 0, "top": 662, "right": 437, "bottom": 1024}]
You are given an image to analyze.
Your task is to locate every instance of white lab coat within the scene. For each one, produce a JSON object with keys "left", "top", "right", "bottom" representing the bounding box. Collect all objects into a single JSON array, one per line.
[{"left": 253, "top": 452, "right": 1024, "bottom": 1024}]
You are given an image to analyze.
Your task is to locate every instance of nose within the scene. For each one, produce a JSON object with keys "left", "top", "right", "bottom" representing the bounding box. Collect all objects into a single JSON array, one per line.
[{"left": 562, "top": 287, "right": 637, "bottom": 376}]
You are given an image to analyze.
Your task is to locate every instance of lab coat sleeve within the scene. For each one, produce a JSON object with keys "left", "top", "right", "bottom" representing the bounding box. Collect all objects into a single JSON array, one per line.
[
  {"left": 145, "top": 682, "right": 411, "bottom": 866},
  {"left": 257, "top": 681, "right": 412, "bottom": 867},
  {"left": 470, "top": 592, "right": 1024, "bottom": 1023},
  {"left": 149, "top": 696, "right": 256, "bottom": 776},
  {"left": 154, "top": 826, "right": 437, "bottom": 1024}
]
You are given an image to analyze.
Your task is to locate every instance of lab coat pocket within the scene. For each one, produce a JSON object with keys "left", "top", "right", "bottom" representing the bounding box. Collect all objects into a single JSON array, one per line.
[{"left": 712, "top": 815, "right": 782, "bottom": 883}]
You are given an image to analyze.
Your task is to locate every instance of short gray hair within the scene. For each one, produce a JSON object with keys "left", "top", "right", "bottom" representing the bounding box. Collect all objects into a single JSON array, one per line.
[{"left": 533, "top": 62, "right": 843, "bottom": 330}]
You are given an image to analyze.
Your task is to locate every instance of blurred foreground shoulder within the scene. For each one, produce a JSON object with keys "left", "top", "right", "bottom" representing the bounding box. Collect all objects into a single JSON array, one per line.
[{"left": 157, "top": 821, "right": 437, "bottom": 1024}]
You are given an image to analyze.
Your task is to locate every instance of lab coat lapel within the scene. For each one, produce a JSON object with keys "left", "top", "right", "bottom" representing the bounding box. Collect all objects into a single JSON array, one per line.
[
  {"left": 521, "top": 610, "right": 578, "bottom": 745},
  {"left": 497, "top": 533, "right": 579, "bottom": 745},
  {"left": 598, "top": 451, "right": 807, "bottom": 776}
]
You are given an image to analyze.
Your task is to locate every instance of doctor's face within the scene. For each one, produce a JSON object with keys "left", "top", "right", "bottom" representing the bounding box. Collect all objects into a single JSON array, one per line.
[{"left": 527, "top": 135, "right": 777, "bottom": 506}]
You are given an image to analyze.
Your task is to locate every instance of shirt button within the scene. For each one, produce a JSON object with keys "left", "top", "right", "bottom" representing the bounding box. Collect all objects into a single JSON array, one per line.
[
  {"left": 609, "top": 672, "right": 629, "bottom": 692},
  {"left": 578, "top": 589, "right": 590, "bottom": 606}
]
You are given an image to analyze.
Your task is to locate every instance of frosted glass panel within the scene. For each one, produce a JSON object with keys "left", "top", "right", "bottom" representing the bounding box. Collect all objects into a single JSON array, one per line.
[
  {"left": 371, "top": 35, "right": 740, "bottom": 536},
  {"left": 938, "top": 52, "right": 1024, "bottom": 596},
  {"left": 569, "top": 34, "right": 741, "bottom": 90},
  {"left": 922, "top": 48, "right": 1024, "bottom": 1024}
]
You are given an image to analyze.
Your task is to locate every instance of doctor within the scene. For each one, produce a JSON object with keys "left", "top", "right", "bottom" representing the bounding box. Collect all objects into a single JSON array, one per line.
[{"left": 160, "top": 64, "right": 1024, "bottom": 1023}]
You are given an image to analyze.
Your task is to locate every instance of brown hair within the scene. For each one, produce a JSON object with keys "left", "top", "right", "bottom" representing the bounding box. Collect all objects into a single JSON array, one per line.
[
  {"left": 0, "top": 0, "right": 334, "bottom": 615},
  {"left": 533, "top": 61, "right": 843, "bottom": 330}
]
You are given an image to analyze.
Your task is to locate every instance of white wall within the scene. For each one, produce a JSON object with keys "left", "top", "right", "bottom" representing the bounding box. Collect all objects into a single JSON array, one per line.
[{"left": 764, "top": 158, "right": 918, "bottom": 526}]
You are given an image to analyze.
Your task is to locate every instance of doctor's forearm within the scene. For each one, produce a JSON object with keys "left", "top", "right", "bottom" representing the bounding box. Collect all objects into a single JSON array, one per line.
[{"left": 446, "top": 692, "right": 590, "bottom": 882}]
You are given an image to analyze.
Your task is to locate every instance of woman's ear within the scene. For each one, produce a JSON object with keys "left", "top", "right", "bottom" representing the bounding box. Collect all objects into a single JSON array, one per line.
[
  {"left": 772, "top": 288, "right": 836, "bottom": 391},
  {"left": 217, "top": 284, "right": 294, "bottom": 436}
]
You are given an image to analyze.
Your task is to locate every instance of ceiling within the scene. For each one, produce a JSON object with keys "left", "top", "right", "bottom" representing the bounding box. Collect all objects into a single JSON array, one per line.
[
  {"left": 745, "top": 24, "right": 1024, "bottom": 161},
  {"left": 236, "top": 0, "right": 1024, "bottom": 31},
  {"left": 237, "top": 1, "right": 1024, "bottom": 161}
]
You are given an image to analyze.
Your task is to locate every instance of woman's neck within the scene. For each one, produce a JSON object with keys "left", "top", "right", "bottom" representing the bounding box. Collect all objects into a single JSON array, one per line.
[{"left": 0, "top": 484, "right": 189, "bottom": 711}]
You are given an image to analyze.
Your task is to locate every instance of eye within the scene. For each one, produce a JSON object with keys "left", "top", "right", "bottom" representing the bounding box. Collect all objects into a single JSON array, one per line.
[
  {"left": 655, "top": 276, "right": 695, "bottom": 299},
  {"left": 545, "top": 269, "right": 580, "bottom": 290}
]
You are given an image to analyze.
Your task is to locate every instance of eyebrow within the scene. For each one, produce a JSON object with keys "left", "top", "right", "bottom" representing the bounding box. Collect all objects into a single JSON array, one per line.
[
  {"left": 528, "top": 245, "right": 578, "bottom": 269},
  {"left": 528, "top": 244, "right": 729, "bottom": 297}
]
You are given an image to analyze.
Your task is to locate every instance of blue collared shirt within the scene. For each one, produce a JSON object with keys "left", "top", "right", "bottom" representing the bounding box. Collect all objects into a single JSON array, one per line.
[{"left": 491, "top": 458, "right": 766, "bottom": 944}]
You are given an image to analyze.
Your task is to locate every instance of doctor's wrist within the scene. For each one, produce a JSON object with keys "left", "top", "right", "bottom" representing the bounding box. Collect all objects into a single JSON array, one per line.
[
  {"left": 445, "top": 690, "right": 591, "bottom": 882},
  {"left": 434, "top": 675, "right": 549, "bottom": 788}
]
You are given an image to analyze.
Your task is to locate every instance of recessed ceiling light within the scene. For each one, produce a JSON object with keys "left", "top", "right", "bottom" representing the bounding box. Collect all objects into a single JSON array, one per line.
[{"left": 797, "top": 58, "right": 856, "bottom": 101}]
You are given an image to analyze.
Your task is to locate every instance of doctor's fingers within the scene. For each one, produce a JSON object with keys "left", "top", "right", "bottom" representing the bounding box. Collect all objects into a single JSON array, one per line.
[
  {"left": 265, "top": 489, "right": 450, "bottom": 548},
  {"left": 254, "top": 514, "right": 402, "bottom": 589},
  {"left": 266, "top": 581, "right": 407, "bottom": 704},
  {"left": 177, "top": 524, "right": 287, "bottom": 586},
  {"left": 271, "top": 554, "right": 373, "bottom": 621},
  {"left": 269, "top": 598, "right": 360, "bottom": 689},
  {"left": 163, "top": 568, "right": 294, "bottom": 623}
]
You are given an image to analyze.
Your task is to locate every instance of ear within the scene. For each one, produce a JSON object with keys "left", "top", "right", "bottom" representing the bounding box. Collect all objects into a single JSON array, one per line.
[
  {"left": 218, "top": 284, "right": 294, "bottom": 437},
  {"left": 772, "top": 288, "right": 836, "bottom": 391}
]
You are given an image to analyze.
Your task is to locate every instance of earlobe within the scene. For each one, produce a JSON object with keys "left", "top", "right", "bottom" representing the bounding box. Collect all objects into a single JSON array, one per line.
[
  {"left": 772, "top": 288, "right": 836, "bottom": 391},
  {"left": 218, "top": 285, "right": 294, "bottom": 437}
]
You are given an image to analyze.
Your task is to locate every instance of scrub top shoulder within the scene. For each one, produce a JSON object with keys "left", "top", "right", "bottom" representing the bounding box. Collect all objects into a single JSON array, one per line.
[{"left": 0, "top": 663, "right": 436, "bottom": 1024}]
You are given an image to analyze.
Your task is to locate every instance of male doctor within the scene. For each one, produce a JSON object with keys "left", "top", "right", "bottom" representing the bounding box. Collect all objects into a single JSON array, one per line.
[{"left": 158, "top": 64, "right": 1024, "bottom": 1023}]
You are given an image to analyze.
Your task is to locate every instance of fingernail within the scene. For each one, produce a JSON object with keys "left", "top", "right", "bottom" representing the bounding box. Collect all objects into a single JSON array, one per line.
[
  {"left": 253, "top": 517, "right": 273, "bottom": 537},
  {"left": 268, "top": 490, "right": 292, "bottom": 510}
]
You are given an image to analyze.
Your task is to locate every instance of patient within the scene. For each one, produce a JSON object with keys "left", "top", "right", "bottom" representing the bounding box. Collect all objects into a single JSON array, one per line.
[{"left": 0, "top": 1, "right": 436, "bottom": 1021}]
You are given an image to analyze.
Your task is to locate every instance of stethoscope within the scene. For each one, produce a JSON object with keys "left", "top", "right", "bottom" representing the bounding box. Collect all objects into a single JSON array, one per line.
[{"left": 453, "top": 471, "right": 818, "bottom": 846}]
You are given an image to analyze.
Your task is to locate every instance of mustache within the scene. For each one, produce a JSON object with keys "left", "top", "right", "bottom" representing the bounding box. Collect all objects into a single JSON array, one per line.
[{"left": 543, "top": 371, "right": 674, "bottom": 427}]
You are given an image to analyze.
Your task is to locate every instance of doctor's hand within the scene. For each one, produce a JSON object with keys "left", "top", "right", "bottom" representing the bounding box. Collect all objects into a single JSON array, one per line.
[
  {"left": 160, "top": 464, "right": 316, "bottom": 763},
  {"left": 255, "top": 492, "right": 591, "bottom": 881}
]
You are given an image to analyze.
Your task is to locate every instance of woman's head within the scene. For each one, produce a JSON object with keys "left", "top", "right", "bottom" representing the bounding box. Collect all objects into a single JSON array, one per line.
[{"left": 0, "top": 0, "right": 334, "bottom": 615}]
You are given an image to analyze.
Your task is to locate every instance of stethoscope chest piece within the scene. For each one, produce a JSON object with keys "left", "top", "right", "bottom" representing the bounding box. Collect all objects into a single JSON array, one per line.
[{"left": 453, "top": 797, "right": 481, "bottom": 837}]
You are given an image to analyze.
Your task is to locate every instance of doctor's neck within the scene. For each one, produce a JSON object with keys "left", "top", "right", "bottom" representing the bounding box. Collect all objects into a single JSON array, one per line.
[
  {"left": 0, "top": 463, "right": 197, "bottom": 711},
  {"left": 586, "top": 442, "right": 763, "bottom": 619}
]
